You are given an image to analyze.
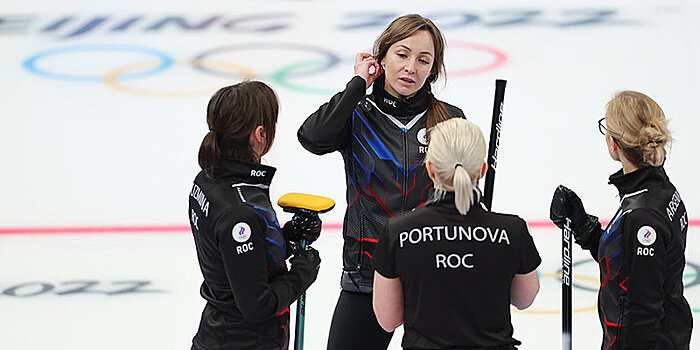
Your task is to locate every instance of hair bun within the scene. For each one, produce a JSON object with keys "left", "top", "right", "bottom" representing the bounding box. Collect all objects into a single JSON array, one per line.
[
  {"left": 605, "top": 90, "right": 672, "bottom": 168},
  {"left": 639, "top": 124, "right": 667, "bottom": 148},
  {"left": 639, "top": 124, "right": 669, "bottom": 166}
]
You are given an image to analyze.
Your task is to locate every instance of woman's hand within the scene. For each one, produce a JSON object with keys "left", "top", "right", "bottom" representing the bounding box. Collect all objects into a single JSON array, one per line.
[
  {"left": 550, "top": 185, "right": 604, "bottom": 251},
  {"left": 354, "top": 52, "right": 383, "bottom": 89}
]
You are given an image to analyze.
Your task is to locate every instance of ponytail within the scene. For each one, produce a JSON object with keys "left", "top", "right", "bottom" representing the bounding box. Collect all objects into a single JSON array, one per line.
[
  {"left": 453, "top": 164, "right": 477, "bottom": 215},
  {"left": 198, "top": 130, "right": 221, "bottom": 171},
  {"left": 425, "top": 94, "right": 452, "bottom": 132},
  {"left": 196, "top": 81, "right": 279, "bottom": 171},
  {"left": 426, "top": 119, "right": 486, "bottom": 215}
]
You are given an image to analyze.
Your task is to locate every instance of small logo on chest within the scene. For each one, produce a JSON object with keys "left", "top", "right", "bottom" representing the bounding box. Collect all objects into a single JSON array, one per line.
[{"left": 417, "top": 128, "right": 428, "bottom": 145}]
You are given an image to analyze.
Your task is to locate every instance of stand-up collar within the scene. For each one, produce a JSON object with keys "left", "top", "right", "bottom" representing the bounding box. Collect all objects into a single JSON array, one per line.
[
  {"left": 608, "top": 165, "right": 669, "bottom": 197},
  {"left": 208, "top": 158, "right": 276, "bottom": 186},
  {"left": 370, "top": 75, "right": 431, "bottom": 117},
  {"left": 429, "top": 189, "right": 486, "bottom": 214}
]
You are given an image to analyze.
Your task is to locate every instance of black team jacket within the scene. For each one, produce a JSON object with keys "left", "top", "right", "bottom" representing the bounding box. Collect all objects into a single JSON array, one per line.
[
  {"left": 189, "top": 159, "right": 309, "bottom": 350},
  {"left": 297, "top": 75, "right": 464, "bottom": 293},
  {"left": 594, "top": 165, "right": 692, "bottom": 349}
]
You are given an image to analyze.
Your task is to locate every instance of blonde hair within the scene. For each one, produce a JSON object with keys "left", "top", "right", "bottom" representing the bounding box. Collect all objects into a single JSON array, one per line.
[
  {"left": 426, "top": 118, "right": 487, "bottom": 215},
  {"left": 605, "top": 90, "right": 672, "bottom": 167}
]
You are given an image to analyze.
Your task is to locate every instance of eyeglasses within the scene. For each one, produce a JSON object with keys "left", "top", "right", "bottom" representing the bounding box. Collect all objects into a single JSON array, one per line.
[{"left": 597, "top": 117, "right": 607, "bottom": 135}]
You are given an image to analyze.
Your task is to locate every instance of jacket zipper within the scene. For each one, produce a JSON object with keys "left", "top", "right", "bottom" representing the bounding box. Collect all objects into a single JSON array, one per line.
[
  {"left": 614, "top": 295, "right": 627, "bottom": 349},
  {"left": 357, "top": 218, "right": 364, "bottom": 271},
  {"left": 401, "top": 130, "right": 408, "bottom": 213}
]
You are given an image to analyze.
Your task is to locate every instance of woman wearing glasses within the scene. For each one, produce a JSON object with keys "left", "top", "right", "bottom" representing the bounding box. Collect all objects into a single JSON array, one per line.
[{"left": 550, "top": 91, "right": 692, "bottom": 349}]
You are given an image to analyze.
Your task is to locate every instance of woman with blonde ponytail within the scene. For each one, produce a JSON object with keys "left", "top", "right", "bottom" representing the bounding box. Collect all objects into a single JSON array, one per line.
[
  {"left": 424, "top": 118, "right": 488, "bottom": 215},
  {"left": 550, "top": 91, "right": 692, "bottom": 349},
  {"left": 189, "top": 81, "right": 322, "bottom": 350},
  {"left": 373, "top": 118, "right": 541, "bottom": 349},
  {"left": 298, "top": 14, "right": 466, "bottom": 349}
]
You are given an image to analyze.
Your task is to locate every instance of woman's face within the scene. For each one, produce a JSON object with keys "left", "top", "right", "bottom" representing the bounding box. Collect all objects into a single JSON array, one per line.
[{"left": 381, "top": 30, "right": 435, "bottom": 99}]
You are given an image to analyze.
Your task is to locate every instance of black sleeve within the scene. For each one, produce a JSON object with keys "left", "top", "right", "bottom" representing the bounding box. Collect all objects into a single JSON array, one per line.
[
  {"left": 619, "top": 210, "right": 668, "bottom": 349},
  {"left": 517, "top": 222, "right": 542, "bottom": 274},
  {"left": 373, "top": 221, "right": 399, "bottom": 278},
  {"left": 587, "top": 231, "right": 601, "bottom": 261},
  {"left": 583, "top": 216, "right": 604, "bottom": 260},
  {"left": 215, "top": 206, "right": 308, "bottom": 323},
  {"left": 297, "top": 76, "right": 367, "bottom": 154}
]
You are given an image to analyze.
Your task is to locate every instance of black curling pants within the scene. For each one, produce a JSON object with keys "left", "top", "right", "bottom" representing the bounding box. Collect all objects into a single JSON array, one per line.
[{"left": 327, "top": 290, "right": 393, "bottom": 350}]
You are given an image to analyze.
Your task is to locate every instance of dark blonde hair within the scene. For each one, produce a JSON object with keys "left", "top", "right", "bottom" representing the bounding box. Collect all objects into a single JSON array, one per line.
[
  {"left": 373, "top": 14, "right": 451, "bottom": 130},
  {"left": 198, "top": 81, "right": 278, "bottom": 170},
  {"left": 605, "top": 90, "right": 671, "bottom": 167}
]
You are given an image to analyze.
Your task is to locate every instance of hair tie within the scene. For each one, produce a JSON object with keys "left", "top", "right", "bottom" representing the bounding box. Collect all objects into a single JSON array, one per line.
[
  {"left": 647, "top": 139, "right": 661, "bottom": 145},
  {"left": 455, "top": 163, "right": 463, "bottom": 169},
  {"left": 209, "top": 128, "right": 216, "bottom": 133}
]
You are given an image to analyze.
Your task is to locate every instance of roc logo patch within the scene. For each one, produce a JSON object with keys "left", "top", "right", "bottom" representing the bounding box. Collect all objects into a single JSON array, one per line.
[
  {"left": 417, "top": 128, "right": 428, "bottom": 145},
  {"left": 232, "top": 222, "right": 252, "bottom": 243},
  {"left": 636, "top": 226, "right": 657, "bottom": 246}
]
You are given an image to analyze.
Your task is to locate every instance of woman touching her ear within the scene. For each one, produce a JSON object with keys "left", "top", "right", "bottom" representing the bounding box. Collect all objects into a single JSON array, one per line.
[{"left": 297, "top": 14, "right": 467, "bottom": 349}]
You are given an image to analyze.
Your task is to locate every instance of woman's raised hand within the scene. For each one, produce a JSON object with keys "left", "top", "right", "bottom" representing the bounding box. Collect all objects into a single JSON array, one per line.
[{"left": 354, "top": 52, "right": 383, "bottom": 89}]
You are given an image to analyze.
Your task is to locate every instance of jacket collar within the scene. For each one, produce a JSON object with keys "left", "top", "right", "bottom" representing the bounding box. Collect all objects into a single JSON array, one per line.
[
  {"left": 429, "top": 189, "right": 486, "bottom": 214},
  {"left": 208, "top": 158, "right": 276, "bottom": 187},
  {"left": 370, "top": 74, "right": 431, "bottom": 117},
  {"left": 608, "top": 165, "right": 668, "bottom": 197}
]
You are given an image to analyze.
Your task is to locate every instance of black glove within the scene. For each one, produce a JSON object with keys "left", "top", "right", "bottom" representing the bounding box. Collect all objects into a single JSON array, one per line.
[
  {"left": 283, "top": 212, "right": 322, "bottom": 244},
  {"left": 269, "top": 246, "right": 321, "bottom": 313},
  {"left": 550, "top": 185, "right": 604, "bottom": 251},
  {"left": 288, "top": 246, "right": 321, "bottom": 292}
]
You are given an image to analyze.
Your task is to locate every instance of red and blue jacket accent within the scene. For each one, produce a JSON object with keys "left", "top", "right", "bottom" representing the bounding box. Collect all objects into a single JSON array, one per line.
[
  {"left": 596, "top": 166, "right": 691, "bottom": 349},
  {"left": 298, "top": 75, "right": 464, "bottom": 292}
]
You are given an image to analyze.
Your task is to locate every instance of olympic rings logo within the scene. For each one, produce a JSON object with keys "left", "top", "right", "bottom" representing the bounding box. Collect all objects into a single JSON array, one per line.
[
  {"left": 513, "top": 259, "right": 700, "bottom": 315},
  {"left": 22, "top": 41, "right": 508, "bottom": 98}
]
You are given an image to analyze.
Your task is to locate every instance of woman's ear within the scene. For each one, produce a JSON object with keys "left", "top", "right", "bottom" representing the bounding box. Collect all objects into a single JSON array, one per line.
[
  {"left": 477, "top": 162, "right": 488, "bottom": 180},
  {"left": 425, "top": 160, "right": 436, "bottom": 181},
  {"left": 249, "top": 126, "right": 267, "bottom": 160},
  {"left": 255, "top": 126, "right": 266, "bottom": 143},
  {"left": 606, "top": 134, "right": 621, "bottom": 162},
  {"left": 249, "top": 125, "right": 265, "bottom": 145},
  {"left": 608, "top": 134, "right": 618, "bottom": 151}
]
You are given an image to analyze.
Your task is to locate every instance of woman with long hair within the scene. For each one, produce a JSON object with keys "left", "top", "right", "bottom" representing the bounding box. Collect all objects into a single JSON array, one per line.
[{"left": 298, "top": 14, "right": 466, "bottom": 349}]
